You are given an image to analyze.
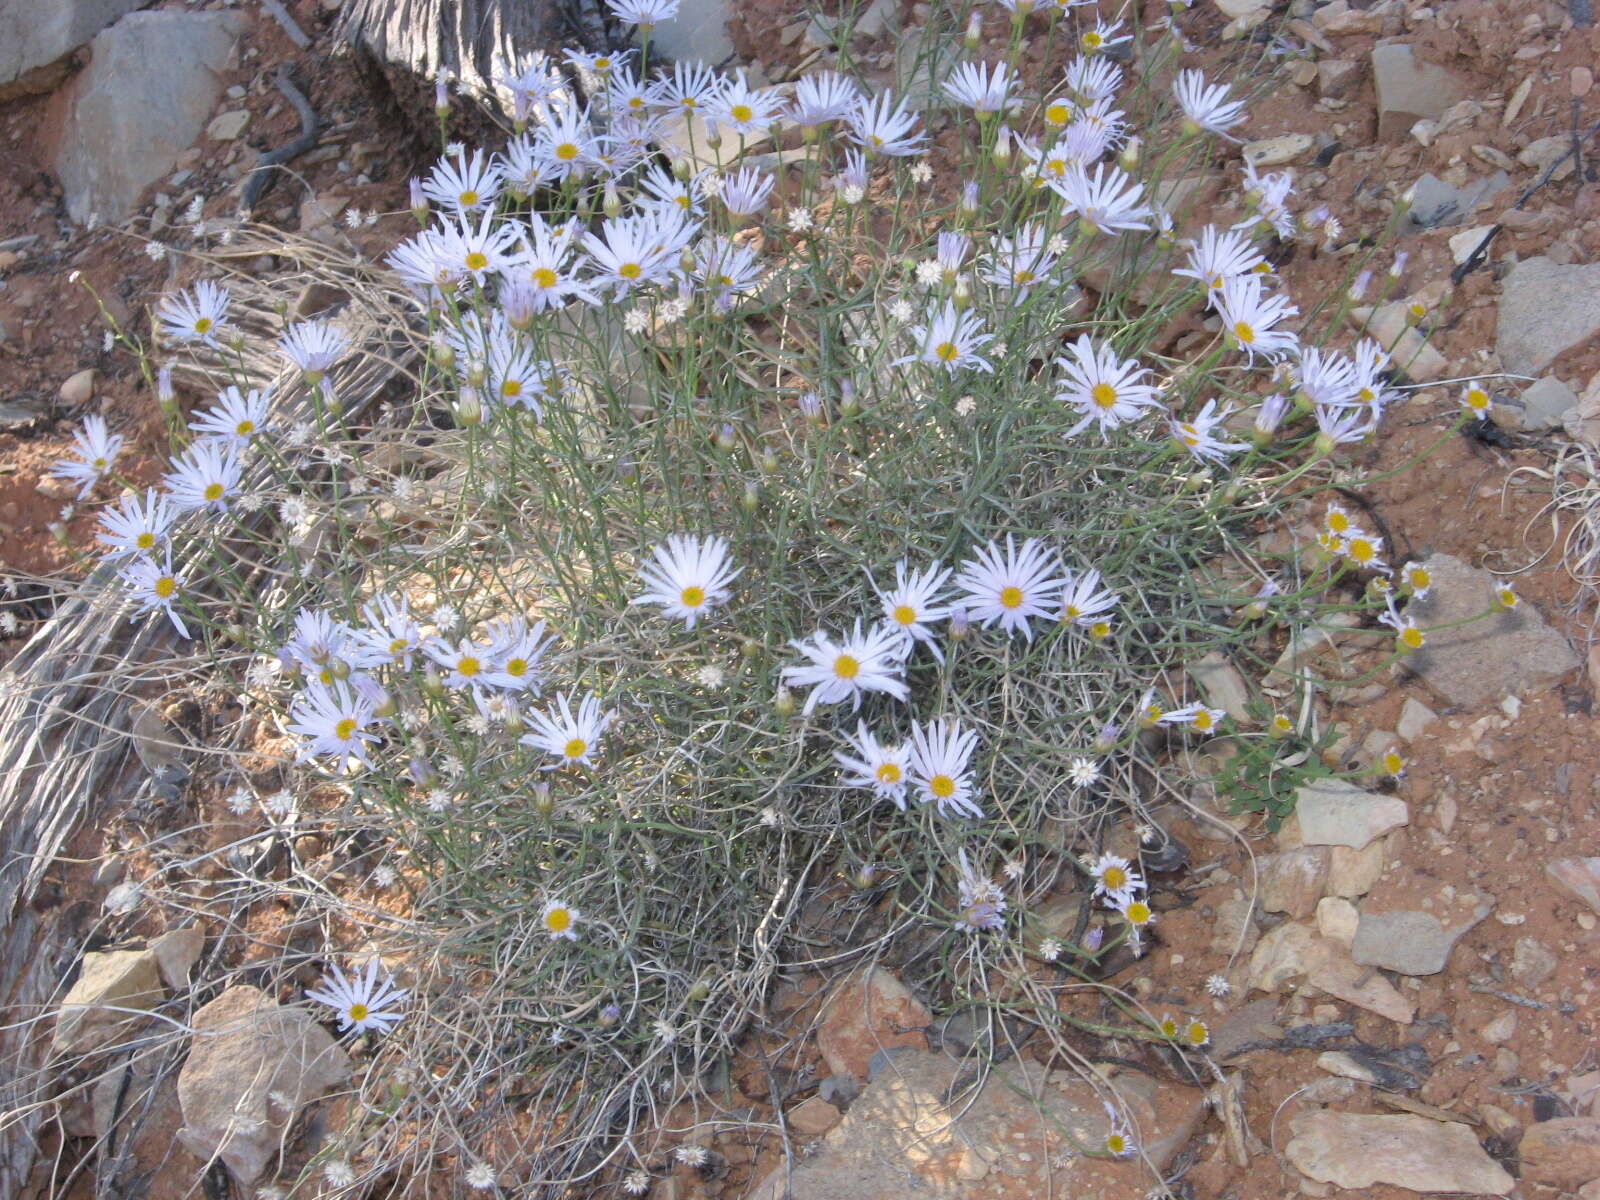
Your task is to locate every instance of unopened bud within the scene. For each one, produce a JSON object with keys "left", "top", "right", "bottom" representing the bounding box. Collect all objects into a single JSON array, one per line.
[
  {"left": 533, "top": 782, "right": 554, "bottom": 816},
  {"left": 740, "top": 480, "right": 760, "bottom": 512},
  {"left": 455, "top": 385, "right": 484, "bottom": 427},
  {"left": 1118, "top": 135, "right": 1141, "bottom": 171},
  {"left": 603, "top": 182, "right": 622, "bottom": 219},
  {"left": 949, "top": 606, "right": 971, "bottom": 640},
  {"left": 715, "top": 422, "right": 737, "bottom": 451},
  {"left": 686, "top": 980, "right": 711, "bottom": 1003},
  {"left": 963, "top": 11, "right": 982, "bottom": 47},
  {"left": 773, "top": 686, "right": 797, "bottom": 717}
]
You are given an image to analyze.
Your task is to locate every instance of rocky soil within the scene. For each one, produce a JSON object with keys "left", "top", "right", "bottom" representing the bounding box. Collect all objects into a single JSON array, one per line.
[{"left": 3, "top": 0, "right": 1600, "bottom": 1197}]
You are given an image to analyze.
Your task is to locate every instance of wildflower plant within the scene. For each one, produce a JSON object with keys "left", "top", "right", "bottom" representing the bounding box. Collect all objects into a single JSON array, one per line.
[{"left": 53, "top": 6, "right": 1514, "bottom": 1193}]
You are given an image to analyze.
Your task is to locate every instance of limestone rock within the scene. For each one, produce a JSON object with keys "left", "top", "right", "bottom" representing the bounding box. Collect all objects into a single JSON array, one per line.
[
  {"left": 1212, "top": 0, "right": 1270, "bottom": 18},
  {"left": 1480, "top": 1010, "right": 1517, "bottom": 1045},
  {"left": 1519, "top": 1118, "right": 1600, "bottom": 1188},
  {"left": 150, "top": 926, "right": 204, "bottom": 990},
  {"left": 786, "top": 1095, "right": 842, "bottom": 1136},
  {"left": 51, "top": 948, "right": 164, "bottom": 1056},
  {"left": 1519, "top": 135, "right": 1576, "bottom": 181},
  {"left": 647, "top": 0, "right": 735, "bottom": 62},
  {"left": 1258, "top": 848, "right": 1330, "bottom": 919},
  {"left": 1248, "top": 922, "right": 1414, "bottom": 1023},
  {"left": 1327, "top": 840, "right": 1386, "bottom": 898},
  {"left": 1406, "top": 171, "right": 1510, "bottom": 229},
  {"left": 58, "top": 368, "right": 95, "bottom": 405},
  {"left": 206, "top": 109, "right": 249, "bottom": 141},
  {"left": 1351, "top": 901, "right": 1491, "bottom": 976},
  {"left": 1209, "top": 895, "right": 1261, "bottom": 957},
  {"left": 1504, "top": 376, "right": 1579, "bottom": 432},
  {"left": 1498, "top": 257, "right": 1600, "bottom": 375},
  {"left": 1295, "top": 778, "right": 1408, "bottom": 849},
  {"left": 1286, "top": 1111, "right": 1513, "bottom": 1194},
  {"left": 52, "top": 10, "right": 244, "bottom": 224},
  {"left": 1190, "top": 652, "right": 1252, "bottom": 721},
  {"left": 1396, "top": 698, "right": 1438, "bottom": 742},
  {"left": 1511, "top": 935, "right": 1558, "bottom": 986},
  {"left": 1406, "top": 555, "right": 1580, "bottom": 707},
  {"left": 1243, "top": 134, "right": 1314, "bottom": 167},
  {"left": 1315, "top": 897, "right": 1359, "bottom": 947},
  {"left": 177, "top": 985, "right": 350, "bottom": 1186},
  {"left": 1318, "top": 58, "right": 1362, "bottom": 100},
  {"left": 816, "top": 968, "right": 930, "bottom": 1080},
  {"left": 0, "top": 0, "right": 143, "bottom": 97},
  {"left": 1372, "top": 43, "right": 1469, "bottom": 141},
  {"left": 1547, "top": 858, "right": 1600, "bottom": 915}
]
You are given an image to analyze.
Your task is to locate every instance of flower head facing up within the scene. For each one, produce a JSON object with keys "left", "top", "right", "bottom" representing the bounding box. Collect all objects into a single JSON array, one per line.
[
  {"left": 835, "top": 721, "right": 912, "bottom": 808},
  {"left": 634, "top": 534, "right": 742, "bottom": 629},
  {"left": 1171, "top": 399, "right": 1247, "bottom": 464},
  {"left": 953, "top": 535, "right": 1066, "bottom": 641},
  {"left": 520, "top": 690, "right": 614, "bottom": 768},
  {"left": 119, "top": 552, "right": 192, "bottom": 639},
  {"left": 158, "top": 280, "right": 231, "bottom": 348},
  {"left": 52, "top": 415, "right": 125, "bottom": 499},
  {"left": 189, "top": 385, "right": 272, "bottom": 448},
  {"left": 540, "top": 897, "right": 582, "bottom": 940},
  {"left": 894, "top": 301, "right": 995, "bottom": 374},
  {"left": 1217, "top": 273, "right": 1299, "bottom": 361},
  {"left": 908, "top": 718, "right": 982, "bottom": 818},
  {"left": 1088, "top": 852, "right": 1144, "bottom": 905},
  {"left": 98, "top": 489, "right": 177, "bottom": 560},
  {"left": 305, "top": 957, "right": 408, "bottom": 1033},
  {"left": 782, "top": 620, "right": 910, "bottom": 714},
  {"left": 1056, "top": 335, "right": 1164, "bottom": 438},
  {"left": 1173, "top": 68, "right": 1247, "bottom": 137},
  {"left": 163, "top": 438, "right": 243, "bottom": 514},
  {"left": 875, "top": 559, "right": 953, "bottom": 660}
]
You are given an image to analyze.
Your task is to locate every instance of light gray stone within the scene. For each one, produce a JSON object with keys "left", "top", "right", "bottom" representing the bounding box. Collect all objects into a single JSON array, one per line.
[
  {"left": 1315, "top": 896, "right": 1359, "bottom": 947},
  {"left": 1372, "top": 43, "right": 1469, "bottom": 141},
  {"left": 1511, "top": 935, "right": 1557, "bottom": 986},
  {"left": 0, "top": 0, "right": 143, "bottom": 95},
  {"left": 1345, "top": 302, "right": 1449, "bottom": 381},
  {"left": 206, "top": 109, "right": 250, "bottom": 141},
  {"left": 1243, "top": 134, "right": 1315, "bottom": 167},
  {"left": 1247, "top": 922, "right": 1414, "bottom": 1023},
  {"left": 1287, "top": 1111, "right": 1514, "bottom": 1194},
  {"left": 51, "top": 948, "right": 164, "bottom": 1056},
  {"left": 177, "top": 985, "right": 350, "bottom": 1186},
  {"left": 647, "top": 0, "right": 734, "bottom": 72},
  {"left": 1519, "top": 135, "right": 1576, "bottom": 181},
  {"left": 1190, "top": 651, "right": 1252, "bottom": 721},
  {"left": 1405, "top": 171, "right": 1510, "bottom": 229},
  {"left": 1351, "top": 901, "right": 1491, "bottom": 976},
  {"left": 1505, "top": 376, "right": 1579, "bottom": 432},
  {"left": 1258, "top": 848, "right": 1331, "bottom": 919},
  {"left": 1406, "top": 554, "right": 1580, "bottom": 707},
  {"left": 1317, "top": 58, "right": 1362, "bottom": 100},
  {"left": 1395, "top": 697, "right": 1438, "bottom": 742},
  {"left": 1520, "top": 1118, "right": 1600, "bottom": 1189},
  {"left": 1295, "top": 778, "right": 1408, "bottom": 849},
  {"left": 150, "top": 925, "right": 204, "bottom": 991},
  {"left": 52, "top": 10, "right": 244, "bottom": 225},
  {"left": 1498, "top": 257, "right": 1600, "bottom": 375},
  {"left": 1547, "top": 857, "right": 1600, "bottom": 915}
]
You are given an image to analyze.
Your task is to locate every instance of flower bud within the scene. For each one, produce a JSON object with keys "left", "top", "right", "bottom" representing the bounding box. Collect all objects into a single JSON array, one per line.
[
  {"left": 773, "top": 686, "right": 797, "bottom": 717},
  {"left": 852, "top": 862, "right": 879, "bottom": 889},
  {"left": 434, "top": 75, "right": 451, "bottom": 118},
  {"left": 715, "top": 422, "right": 737, "bottom": 451},
  {"left": 740, "top": 480, "right": 760, "bottom": 512},
  {"left": 1118, "top": 135, "right": 1141, "bottom": 172},
  {"left": 454, "top": 385, "right": 484, "bottom": 427},
  {"left": 686, "top": 980, "right": 711, "bottom": 1003},
  {"left": 422, "top": 668, "right": 446, "bottom": 697},
  {"left": 963, "top": 11, "right": 982, "bottom": 47},
  {"left": 603, "top": 182, "right": 622, "bottom": 219},
  {"left": 759, "top": 449, "right": 779, "bottom": 473},
  {"left": 533, "top": 782, "right": 554, "bottom": 816},
  {"left": 838, "top": 379, "right": 860, "bottom": 418},
  {"left": 949, "top": 606, "right": 971, "bottom": 640}
]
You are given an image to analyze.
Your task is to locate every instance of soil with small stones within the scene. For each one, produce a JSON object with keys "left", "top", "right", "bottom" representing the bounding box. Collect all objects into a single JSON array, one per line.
[{"left": 4, "top": 0, "right": 1600, "bottom": 1197}]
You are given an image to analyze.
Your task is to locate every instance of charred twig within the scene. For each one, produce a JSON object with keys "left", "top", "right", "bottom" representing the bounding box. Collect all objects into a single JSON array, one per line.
[{"left": 240, "top": 66, "right": 322, "bottom": 216}]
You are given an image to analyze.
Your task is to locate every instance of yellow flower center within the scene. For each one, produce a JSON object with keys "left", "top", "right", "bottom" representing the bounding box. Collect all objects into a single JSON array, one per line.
[
  {"left": 1348, "top": 539, "right": 1375, "bottom": 563},
  {"left": 335, "top": 717, "right": 358, "bottom": 740},
  {"left": 1125, "top": 901, "right": 1152, "bottom": 924},
  {"left": 999, "top": 585, "right": 1024, "bottom": 609},
  {"left": 533, "top": 267, "right": 558, "bottom": 288},
  {"left": 136, "top": 531, "right": 156, "bottom": 549},
  {"left": 930, "top": 774, "right": 956, "bottom": 798},
  {"left": 505, "top": 657, "right": 528, "bottom": 676},
  {"left": 619, "top": 262, "right": 642, "bottom": 279},
  {"left": 92, "top": 456, "right": 108, "bottom": 469},
  {"left": 1498, "top": 587, "right": 1518, "bottom": 607},
  {"left": 1106, "top": 1134, "right": 1126, "bottom": 1155},
  {"left": 731, "top": 103, "right": 753, "bottom": 123},
  {"left": 1015, "top": 268, "right": 1035, "bottom": 285},
  {"left": 545, "top": 906, "right": 572, "bottom": 932},
  {"left": 564, "top": 737, "right": 587, "bottom": 759},
  {"left": 680, "top": 585, "right": 706, "bottom": 608},
  {"left": 203, "top": 482, "right": 224, "bottom": 501},
  {"left": 1160, "top": 1018, "right": 1178, "bottom": 1037},
  {"left": 1091, "top": 382, "right": 1119, "bottom": 409},
  {"left": 466, "top": 251, "right": 489, "bottom": 270},
  {"left": 1327, "top": 511, "right": 1350, "bottom": 533},
  {"left": 457, "top": 656, "right": 481, "bottom": 676},
  {"left": 1090, "top": 620, "right": 1111, "bottom": 638},
  {"left": 1233, "top": 320, "right": 1256, "bottom": 344},
  {"left": 459, "top": 189, "right": 480, "bottom": 206},
  {"left": 1194, "top": 709, "right": 1215, "bottom": 731},
  {"left": 194, "top": 317, "right": 213, "bottom": 334},
  {"left": 1209, "top": 274, "right": 1224, "bottom": 289},
  {"left": 153, "top": 575, "right": 177, "bottom": 598},
  {"left": 389, "top": 638, "right": 409, "bottom": 655},
  {"left": 892, "top": 604, "right": 917, "bottom": 626},
  {"left": 934, "top": 341, "right": 959, "bottom": 362},
  {"left": 348, "top": 1002, "right": 369, "bottom": 1021},
  {"left": 1102, "top": 865, "right": 1127, "bottom": 889},
  {"left": 833, "top": 654, "right": 860, "bottom": 679},
  {"left": 319, "top": 667, "right": 336, "bottom": 684},
  {"left": 875, "top": 762, "right": 902, "bottom": 784},
  {"left": 502, "top": 379, "right": 523, "bottom": 397},
  {"left": 1045, "top": 102, "right": 1070, "bottom": 125},
  {"left": 1408, "top": 569, "right": 1430, "bottom": 589},
  {"left": 1466, "top": 387, "right": 1489, "bottom": 410},
  {"left": 236, "top": 419, "right": 255, "bottom": 435},
  {"left": 1187, "top": 1021, "right": 1209, "bottom": 1045},
  {"left": 1383, "top": 751, "right": 1405, "bottom": 774},
  {"left": 682, "top": 97, "right": 697, "bottom": 108},
  {"left": 555, "top": 142, "right": 579, "bottom": 161}
]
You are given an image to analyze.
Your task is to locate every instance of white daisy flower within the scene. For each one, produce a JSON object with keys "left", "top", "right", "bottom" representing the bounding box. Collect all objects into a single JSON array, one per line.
[
  {"left": 464, "top": 1161, "right": 497, "bottom": 1189},
  {"left": 835, "top": 721, "right": 912, "bottom": 808},
  {"left": 874, "top": 558, "right": 953, "bottom": 660},
  {"left": 979, "top": 222, "right": 1059, "bottom": 296},
  {"left": 908, "top": 718, "right": 982, "bottom": 818},
  {"left": 707, "top": 70, "right": 784, "bottom": 135},
  {"left": 1172, "top": 68, "right": 1247, "bottom": 137},
  {"left": 305, "top": 957, "right": 408, "bottom": 1033},
  {"left": 1067, "top": 756, "right": 1102, "bottom": 787},
  {"left": 97, "top": 488, "right": 178, "bottom": 559},
  {"left": 1291, "top": 345, "right": 1358, "bottom": 408},
  {"left": 716, "top": 166, "right": 775, "bottom": 218},
  {"left": 1064, "top": 55, "right": 1123, "bottom": 104},
  {"left": 51, "top": 414, "right": 125, "bottom": 499},
  {"left": 1087, "top": 852, "right": 1144, "bottom": 904},
  {"left": 634, "top": 533, "right": 741, "bottom": 629},
  {"left": 286, "top": 680, "right": 380, "bottom": 770},
  {"left": 894, "top": 301, "right": 994, "bottom": 373},
  {"left": 425, "top": 635, "right": 497, "bottom": 689},
  {"left": 355, "top": 593, "right": 423, "bottom": 667},
  {"left": 1314, "top": 402, "right": 1373, "bottom": 449},
  {"left": 943, "top": 60, "right": 1016, "bottom": 115},
  {"left": 420, "top": 146, "right": 504, "bottom": 214},
  {"left": 953, "top": 535, "right": 1066, "bottom": 641},
  {"left": 789, "top": 71, "right": 861, "bottom": 128},
  {"left": 647, "top": 60, "right": 724, "bottom": 114},
  {"left": 847, "top": 89, "right": 925, "bottom": 156},
  {"left": 540, "top": 897, "right": 581, "bottom": 939},
  {"left": 188, "top": 385, "right": 271, "bottom": 448},
  {"left": 1060, "top": 566, "right": 1118, "bottom": 627},
  {"left": 1171, "top": 225, "right": 1266, "bottom": 304},
  {"left": 583, "top": 209, "right": 696, "bottom": 297},
  {"left": 279, "top": 320, "right": 349, "bottom": 382},
  {"left": 782, "top": 620, "right": 909, "bottom": 714},
  {"left": 118, "top": 552, "right": 192, "bottom": 638},
  {"left": 484, "top": 615, "right": 556, "bottom": 691},
  {"left": 157, "top": 279, "right": 231, "bottom": 347},
  {"left": 1157, "top": 702, "right": 1227, "bottom": 734},
  {"left": 520, "top": 690, "right": 614, "bottom": 768},
  {"left": 1050, "top": 162, "right": 1152, "bottom": 234},
  {"left": 1055, "top": 335, "right": 1164, "bottom": 438},
  {"left": 1205, "top": 973, "right": 1232, "bottom": 998},
  {"left": 1079, "top": 18, "right": 1129, "bottom": 54},
  {"left": 954, "top": 848, "right": 1007, "bottom": 931},
  {"left": 1171, "top": 399, "right": 1248, "bottom": 464},
  {"left": 1216, "top": 273, "right": 1299, "bottom": 361},
  {"left": 162, "top": 438, "right": 242, "bottom": 514}
]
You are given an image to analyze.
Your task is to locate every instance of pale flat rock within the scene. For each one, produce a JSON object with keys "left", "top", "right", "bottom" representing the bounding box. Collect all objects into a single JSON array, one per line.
[
  {"left": 1510, "top": 935, "right": 1558, "bottom": 986},
  {"left": 1317, "top": 58, "right": 1362, "bottom": 99},
  {"left": 150, "top": 925, "right": 204, "bottom": 990},
  {"left": 52, "top": 10, "right": 244, "bottom": 224},
  {"left": 1315, "top": 897, "right": 1359, "bottom": 947},
  {"left": 816, "top": 967, "right": 930, "bottom": 1080},
  {"left": 1346, "top": 302, "right": 1449, "bottom": 381},
  {"left": 1519, "top": 1117, "right": 1600, "bottom": 1188},
  {"left": 1327, "top": 840, "right": 1386, "bottom": 898},
  {"left": 1396, "top": 697, "right": 1439, "bottom": 742},
  {"left": 1406, "top": 171, "right": 1510, "bottom": 229},
  {"left": 1258, "top": 847, "right": 1330, "bottom": 919},
  {"left": 1373, "top": 43, "right": 1469, "bottom": 141},
  {"left": 1503, "top": 376, "right": 1579, "bottom": 432},
  {"left": 1190, "top": 652, "right": 1252, "bottom": 721},
  {"left": 747, "top": 1050, "right": 1205, "bottom": 1199},
  {"left": 51, "top": 948, "right": 164, "bottom": 1056},
  {"left": 1287, "top": 1111, "right": 1514, "bottom": 1194},
  {"left": 177, "top": 985, "right": 350, "bottom": 1186},
  {"left": 1547, "top": 858, "right": 1600, "bottom": 915},
  {"left": 0, "top": 0, "right": 142, "bottom": 96},
  {"left": 1248, "top": 922, "right": 1414, "bottom": 1023},
  {"left": 1295, "top": 778, "right": 1408, "bottom": 849},
  {"left": 1406, "top": 554, "right": 1580, "bottom": 707},
  {"left": 1498, "top": 257, "right": 1600, "bottom": 375},
  {"left": 1243, "top": 134, "right": 1314, "bottom": 167},
  {"left": 647, "top": 0, "right": 735, "bottom": 72},
  {"left": 206, "top": 108, "right": 249, "bottom": 141},
  {"left": 1353, "top": 902, "right": 1491, "bottom": 976}
]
